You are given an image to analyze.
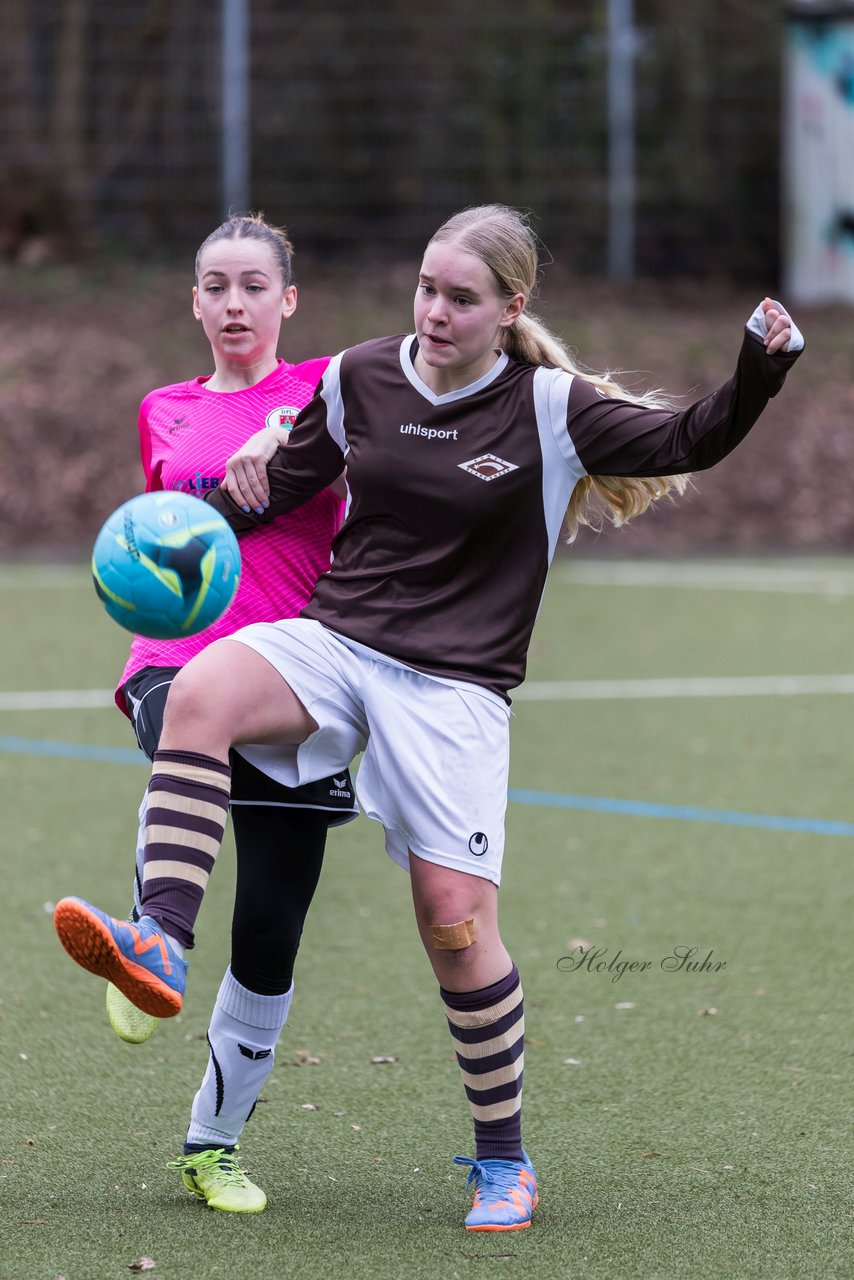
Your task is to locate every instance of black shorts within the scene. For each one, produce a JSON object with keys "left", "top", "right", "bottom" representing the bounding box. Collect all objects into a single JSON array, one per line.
[{"left": 121, "top": 665, "right": 358, "bottom": 826}]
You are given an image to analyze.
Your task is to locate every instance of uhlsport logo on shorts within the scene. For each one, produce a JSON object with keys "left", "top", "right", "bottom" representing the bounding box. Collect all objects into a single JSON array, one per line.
[
  {"left": 469, "top": 832, "right": 489, "bottom": 856},
  {"left": 458, "top": 454, "right": 519, "bottom": 482},
  {"left": 266, "top": 406, "right": 301, "bottom": 431}
]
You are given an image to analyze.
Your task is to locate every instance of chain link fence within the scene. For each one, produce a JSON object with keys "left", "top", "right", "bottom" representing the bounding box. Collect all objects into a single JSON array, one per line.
[{"left": 0, "top": 1, "right": 788, "bottom": 277}]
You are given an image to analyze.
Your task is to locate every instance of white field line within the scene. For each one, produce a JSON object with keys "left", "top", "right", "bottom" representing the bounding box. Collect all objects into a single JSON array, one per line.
[
  {"left": 553, "top": 560, "right": 854, "bottom": 595},
  {"left": 0, "top": 690, "right": 115, "bottom": 710},
  {"left": 515, "top": 674, "right": 854, "bottom": 701},
  {"left": 0, "top": 568, "right": 90, "bottom": 588},
  {"left": 4, "top": 676, "right": 854, "bottom": 711},
  {"left": 5, "top": 559, "right": 854, "bottom": 595},
  {"left": 4, "top": 564, "right": 853, "bottom": 711}
]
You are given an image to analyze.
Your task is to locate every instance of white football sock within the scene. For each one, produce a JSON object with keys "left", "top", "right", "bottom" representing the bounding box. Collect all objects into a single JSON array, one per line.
[
  {"left": 186, "top": 967, "right": 293, "bottom": 1149},
  {"left": 131, "top": 792, "right": 146, "bottom": 920}
]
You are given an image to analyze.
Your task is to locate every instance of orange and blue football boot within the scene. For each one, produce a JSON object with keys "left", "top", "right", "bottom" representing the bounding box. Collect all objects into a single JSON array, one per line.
[
  {"left": 453, "top": 1152, "right": 538, "bottom": 1231},
  {"left": 54, "top": 897, "right": 186, "bottom": 1018}
]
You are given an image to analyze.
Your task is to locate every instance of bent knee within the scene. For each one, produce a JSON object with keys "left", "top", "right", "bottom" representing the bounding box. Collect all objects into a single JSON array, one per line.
[
  {"left": 430, "top": 917, "right": 478, "bottom": 951},
  {"left": 417, "top": 879, "right": 496, "bottom": 930},
  {"left": 411, "top": 855, "right": 499, "bottom": 955}
]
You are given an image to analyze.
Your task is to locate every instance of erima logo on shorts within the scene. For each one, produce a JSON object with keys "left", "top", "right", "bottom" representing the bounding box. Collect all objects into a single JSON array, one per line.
[
  {"left": 330, "top": 776, "right": 351, "bottom": 798},
  {"left": 458, "top": 454, "right": 519, "bottom": 482},
  {"left": 266, "top": 406, "right": 301, "bottom": 430},
  {"left": 469, "top": 832, "right": 488, "bottom": 856}
]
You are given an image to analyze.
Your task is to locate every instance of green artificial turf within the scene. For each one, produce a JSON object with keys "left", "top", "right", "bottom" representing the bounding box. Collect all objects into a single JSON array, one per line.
[{"left": 2, "top": 559, "right": 852, "bottom": 1279}]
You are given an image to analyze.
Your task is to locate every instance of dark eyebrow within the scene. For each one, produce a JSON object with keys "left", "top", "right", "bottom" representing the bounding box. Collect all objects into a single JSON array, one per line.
[
  {"left": 202, "top": 269, "right": 274, "bottom": 281},
  {"left": 419, "top": 272, "right": 480, "bottom": 297}
]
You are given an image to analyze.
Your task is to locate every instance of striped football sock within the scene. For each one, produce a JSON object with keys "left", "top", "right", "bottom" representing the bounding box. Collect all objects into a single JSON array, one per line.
[
  {"left": 441, "top": 964, "right": 525, "bottom": 1161},
  {"left": 141, "top": 749, "right": 231, "bottom": 949}
]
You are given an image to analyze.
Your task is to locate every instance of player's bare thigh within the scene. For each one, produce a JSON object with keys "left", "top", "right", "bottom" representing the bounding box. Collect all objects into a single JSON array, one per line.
[{"left": 160, "top": 637, "right": 318, "bottom": 759}]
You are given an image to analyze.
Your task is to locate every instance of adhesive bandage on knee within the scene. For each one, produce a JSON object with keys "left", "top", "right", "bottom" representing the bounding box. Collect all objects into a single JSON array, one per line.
[{"left": 431, "top": 918, "right": 477, "bottom": 951}]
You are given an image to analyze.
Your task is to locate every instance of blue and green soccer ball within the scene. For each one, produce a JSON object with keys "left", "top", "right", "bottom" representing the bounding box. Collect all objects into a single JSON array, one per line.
[{"left": 91, "top": 491, "right": 241, "bottom": 638}]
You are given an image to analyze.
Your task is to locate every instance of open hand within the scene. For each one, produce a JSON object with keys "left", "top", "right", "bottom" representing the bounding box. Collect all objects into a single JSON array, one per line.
[{"left": 220, "top": 427, "right": 288, "bottom": 513}]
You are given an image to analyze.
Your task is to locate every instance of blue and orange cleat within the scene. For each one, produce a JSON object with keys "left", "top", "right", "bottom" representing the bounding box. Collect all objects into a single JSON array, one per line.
[
  {"left": 453, "top": 1151, "right": 538, "bottom": 1231},
  {"left": 53, "top": 897, "right": 186, "bottom": 1019}
]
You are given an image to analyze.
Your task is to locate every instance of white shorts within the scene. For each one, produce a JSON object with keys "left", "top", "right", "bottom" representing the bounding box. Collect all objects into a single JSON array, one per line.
[{"left": 231, "top": 619, "right": 511, "bottom": 884}]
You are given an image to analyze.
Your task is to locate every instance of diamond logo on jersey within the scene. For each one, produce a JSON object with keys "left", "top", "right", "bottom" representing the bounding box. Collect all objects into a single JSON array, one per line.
[
  {"left": 265, "top": 406, "right": 301, "bottom": 431},
  {"left": 458, "top": 454, "right": 519, "bottom": 482}
]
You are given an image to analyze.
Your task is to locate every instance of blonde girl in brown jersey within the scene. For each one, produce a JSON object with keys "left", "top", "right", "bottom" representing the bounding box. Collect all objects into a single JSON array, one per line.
[{"left": 55, "top": 204, "right": 802, "bottom": 1232}]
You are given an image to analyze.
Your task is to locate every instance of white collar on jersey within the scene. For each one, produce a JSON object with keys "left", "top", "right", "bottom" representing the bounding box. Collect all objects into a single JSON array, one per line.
[{"left": 400, "top": 335, "right": 510, "bottom": 405}]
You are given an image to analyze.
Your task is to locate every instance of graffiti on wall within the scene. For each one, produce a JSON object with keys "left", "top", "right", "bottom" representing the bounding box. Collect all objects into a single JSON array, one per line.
[{"left": 785, "top": 19, "right": 854, "bottom": 301}]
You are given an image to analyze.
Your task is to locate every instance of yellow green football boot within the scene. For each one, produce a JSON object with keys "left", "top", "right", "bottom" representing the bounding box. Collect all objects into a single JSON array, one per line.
[{"left": 166, "top": 1146, "right": 267, "bottom": 1213}]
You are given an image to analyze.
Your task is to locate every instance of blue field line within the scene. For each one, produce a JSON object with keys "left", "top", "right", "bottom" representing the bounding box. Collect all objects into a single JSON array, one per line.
[
  {"left": 2, "top": 735, "right": 852, "bottom": 838},
  {"left": 0, "top": 736, "right": 144, "bottom": 765},
  {"left": 507, "top": 788, "right": 854, "bottom": 838}
]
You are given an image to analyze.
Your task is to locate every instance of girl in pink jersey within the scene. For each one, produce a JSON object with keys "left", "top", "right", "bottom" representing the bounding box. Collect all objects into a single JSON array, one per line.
[{"left": 103, "top": 212, "right": 356, "bottom": 1212}]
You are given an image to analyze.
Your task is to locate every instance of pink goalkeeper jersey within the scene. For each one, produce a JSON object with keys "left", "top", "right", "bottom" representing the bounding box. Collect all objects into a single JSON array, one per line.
[{"left": 116, "top": 356, "right": 339, "bottom": 712}]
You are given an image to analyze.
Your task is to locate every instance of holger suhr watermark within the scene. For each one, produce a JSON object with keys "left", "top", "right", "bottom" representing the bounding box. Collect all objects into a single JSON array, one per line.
[{"left": 556, "top": 944, "right": 726, "bottom": 983}]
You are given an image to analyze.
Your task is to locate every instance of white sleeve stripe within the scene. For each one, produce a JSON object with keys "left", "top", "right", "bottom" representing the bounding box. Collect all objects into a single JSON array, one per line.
[
  {"left": 532, "top": 366, "right": 586, "bottom": 564},
  {"left": 319, "top": 351, "right": 350, "bottom": 456}
]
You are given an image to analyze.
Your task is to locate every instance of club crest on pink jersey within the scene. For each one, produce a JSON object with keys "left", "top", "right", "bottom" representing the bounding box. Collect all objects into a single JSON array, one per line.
[{"left": 266, "top": 406, "right": 301, "bottom": 431}]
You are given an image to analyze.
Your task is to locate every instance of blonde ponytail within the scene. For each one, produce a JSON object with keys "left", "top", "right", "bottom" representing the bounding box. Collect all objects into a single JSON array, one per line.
[{"left": 503, "top": 311, "right": 690, "bottom": 541}]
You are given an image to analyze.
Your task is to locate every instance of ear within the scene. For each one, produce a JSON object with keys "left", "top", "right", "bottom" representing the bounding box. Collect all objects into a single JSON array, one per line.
[
  {"left": 192, "top": 285, "right": 202, "bottom": 321},
  {"left": 281, "top": 284, "right": 298, "bottom": 320},
  {"left": 499, "top": 292, "right": 526, "bottom": 329}
]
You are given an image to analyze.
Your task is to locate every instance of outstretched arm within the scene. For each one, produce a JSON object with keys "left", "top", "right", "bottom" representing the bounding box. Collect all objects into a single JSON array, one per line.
[{"left": 568, "top": 299, "right": 804, "bottom": 479}]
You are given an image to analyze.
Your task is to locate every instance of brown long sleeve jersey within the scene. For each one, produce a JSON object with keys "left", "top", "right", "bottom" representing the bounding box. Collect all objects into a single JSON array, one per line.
[{"left": 207, "top": 325, "right": 801, "bottom": 701}]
